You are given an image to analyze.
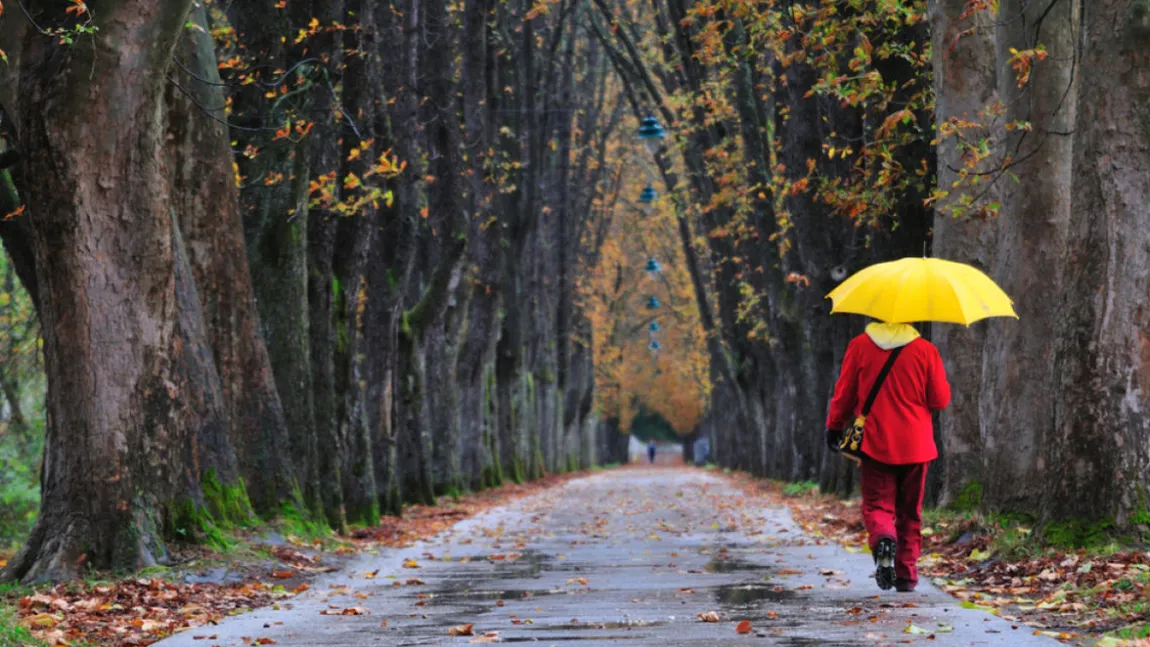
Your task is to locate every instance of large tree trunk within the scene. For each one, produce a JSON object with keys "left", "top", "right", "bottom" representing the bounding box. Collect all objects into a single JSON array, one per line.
[
  {"left": 224, "top": 1, "right": 322, "bottom": 515},
  {"left": 1050, "top": 0, "right": 1150, "bottom": 524},
  {"left": 928, "top": 0, "right": 1001, "bottom": 509},
  {"left": 169, "top": 4, "right": 298, "bottom": 514},
  {"left": 4, "top": 0, "right": 246, "bottom": 583},
  {"left": 978, "top": 0, "right": 1080, "bottom": 512}
]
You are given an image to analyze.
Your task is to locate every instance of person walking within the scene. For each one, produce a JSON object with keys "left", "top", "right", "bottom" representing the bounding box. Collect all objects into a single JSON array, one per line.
[
  {"left": 825, "top": 322, "right": 950, "bottom": 592},
  {"left": 647, "top": 439, "right": 657, "bottom": 464}
]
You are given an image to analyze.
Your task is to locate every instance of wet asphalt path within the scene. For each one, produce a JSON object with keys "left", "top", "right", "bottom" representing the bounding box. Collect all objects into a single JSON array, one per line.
[{"left": 157, "top": 468, "right": 1058, "bottom": 646}]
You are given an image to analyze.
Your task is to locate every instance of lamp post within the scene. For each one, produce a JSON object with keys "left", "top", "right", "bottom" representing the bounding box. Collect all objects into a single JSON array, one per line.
[
  {"left": 637, "top": 115, "right": 666, "bottom": 156},
  {"left": 638, "top": 184, "right": 657, "bottom": 215},
  {"left": 644, "top": 257, "right": 661, "bottom": 280}
]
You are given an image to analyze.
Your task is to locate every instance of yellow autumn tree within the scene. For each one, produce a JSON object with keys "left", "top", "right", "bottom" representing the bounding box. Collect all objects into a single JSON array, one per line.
[{"left": 578, "top": 123, "right": 710, "bottom": 437}]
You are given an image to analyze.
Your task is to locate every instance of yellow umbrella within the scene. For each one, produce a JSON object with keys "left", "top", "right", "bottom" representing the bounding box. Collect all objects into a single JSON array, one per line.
[{"left": 825, "top": 257, "right": 1018, "bottom": 325}]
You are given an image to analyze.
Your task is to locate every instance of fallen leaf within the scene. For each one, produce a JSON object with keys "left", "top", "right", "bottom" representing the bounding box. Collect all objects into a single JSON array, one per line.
[
  {"left": 449, "top": 623, "right": 475, "bottom": 636},
  {"left": 22, "top": 613, "right": 60, "bottom": 629},
  {"left": 736, "top": 620, "right": 753, "bottom": 634},
  {"left": 697, "top": 611, "right": 721, "bottom": 623},
  {"left": 320, "top": 606, "right": 370, "bottom": 616},
  {"left": 470, "top": 631, "right": 501, "bottom": 643}
]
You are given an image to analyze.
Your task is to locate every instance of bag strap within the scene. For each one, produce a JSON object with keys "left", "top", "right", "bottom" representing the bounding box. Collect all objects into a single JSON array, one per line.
[{"left": 861, "top": 345, "right": 905, "bottom": 416}]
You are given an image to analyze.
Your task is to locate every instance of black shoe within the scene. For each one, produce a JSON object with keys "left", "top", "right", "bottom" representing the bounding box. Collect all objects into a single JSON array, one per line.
[
  {"left": 874, "top": 538, "right": 896, "bottom": 591},
  {"left": 895, "top": 579, "right": 916, "bottom": 593}
]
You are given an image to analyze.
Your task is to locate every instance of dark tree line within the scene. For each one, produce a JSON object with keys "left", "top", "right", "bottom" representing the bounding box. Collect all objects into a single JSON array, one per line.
[
  {"left": 2, "top": 0, "right": 1147, "bottom": 585},
  {"left": 0, "top": 0, "right": 627, "bottom": 584},
  {"left": 591, "top": 0, "right": 1150, "bottom": 538}
]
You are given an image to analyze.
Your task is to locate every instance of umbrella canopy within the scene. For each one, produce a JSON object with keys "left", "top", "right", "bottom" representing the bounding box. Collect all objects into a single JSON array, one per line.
[{"left": 825, "top": 257, "right": 1018, "bottom": 326}]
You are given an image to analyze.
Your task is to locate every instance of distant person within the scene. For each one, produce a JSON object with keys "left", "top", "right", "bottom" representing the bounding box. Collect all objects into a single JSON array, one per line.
[
  {"left": 647, "top": 439, "right": 656, "bottom": 464},
  {"left": 825, "top": 322, "right": 950, "bottom": 593}
]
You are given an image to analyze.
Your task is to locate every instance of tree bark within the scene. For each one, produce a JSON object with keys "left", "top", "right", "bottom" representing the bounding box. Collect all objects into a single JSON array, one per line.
[
  {"left": 169, "top": 4, "right": 298, "bottom": 514},
  {"left": 928, "top": 0, "right": 1001, "bottom": 509},
  {"left": 224, "top": 0, "right": 322, "bottom": 516},
  {"left": 978, "top": 0, "right": 1080, "bottom": 512},
  {"left": 1051, "top": 0, "right": 1150, "bottom": 524},
  {"left": 4, "top": 0, "right": 246, "bottom": 583}
]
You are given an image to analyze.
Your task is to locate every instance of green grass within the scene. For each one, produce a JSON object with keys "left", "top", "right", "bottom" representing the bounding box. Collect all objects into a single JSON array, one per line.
[
  {"left": 0, "top": 606, "right": 42, "bottom": 647},
  {"left": 274, "top": 502, "right": 332, "bottom": 544},
  {"left": 0, "top": 431, "right": 42, "bottom": 551},
  {"left": 1106, "top": 623, "right": 1150, "bottom": 642},
  {"left": 782, "top": 481, "right": 820, "bottom": 498},
  {"left": 919, "top": 507, "right": 1136, "bottom": 560}
]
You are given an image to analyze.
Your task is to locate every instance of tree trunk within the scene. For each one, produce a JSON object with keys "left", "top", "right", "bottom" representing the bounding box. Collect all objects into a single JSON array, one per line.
[
  {"left": 978, "top": 0, "right": 1080, "bottom": 512},
  {"left": 928, "top": 0, "right": 1001, "bottom": 509},
  {"left": 169, "top": 4, "right": 298, "bottom": 514},
  {"left": 223, "top": 1, "right": 322, "bottom": 516},
  {"left": 1051, "top": 0, "right": 1150, "bottom": 525},
  {"left": 5, "top": 0, "right": 246, "bottom": 583}
]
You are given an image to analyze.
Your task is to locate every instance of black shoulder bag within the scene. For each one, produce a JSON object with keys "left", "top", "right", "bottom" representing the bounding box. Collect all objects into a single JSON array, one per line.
[{"left": 839, "top": 346, "right": 905, "bottom": 464}]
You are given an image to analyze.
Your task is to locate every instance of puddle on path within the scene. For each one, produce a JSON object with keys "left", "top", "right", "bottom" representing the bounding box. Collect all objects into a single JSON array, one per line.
[
  {"left": 501, "top": 635, "right": 641, "bottom": 642},
  {"left": 427, "top": 586, "right": 560, "bottom": 605},
  {"left": 715, "top": 581, "right": 798, "bottom": 606},
  {"left": 551, "top": 619, "right": 667, "bottom": 630},
  {"left": 703, "top": 557, "right": 759, "bottom": 573}
]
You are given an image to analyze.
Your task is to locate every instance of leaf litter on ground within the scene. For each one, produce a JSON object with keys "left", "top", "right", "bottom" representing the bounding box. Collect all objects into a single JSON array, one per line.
[
  {"left": 2, "top": 471, "right": 587, "bottom": 646},
  {"left": 722, "top": 470, "right": 1150, "bottom": 646}
]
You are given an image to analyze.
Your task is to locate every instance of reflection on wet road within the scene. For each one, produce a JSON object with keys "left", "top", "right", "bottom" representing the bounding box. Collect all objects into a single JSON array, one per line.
[{"left": 157, "top": 468, "right": 1059, "bottom": 646}]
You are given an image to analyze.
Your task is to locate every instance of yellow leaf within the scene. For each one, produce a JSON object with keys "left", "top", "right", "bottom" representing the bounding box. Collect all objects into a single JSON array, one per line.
[{"left": 23, "top": 613, "right": 60, "bottom": 629}]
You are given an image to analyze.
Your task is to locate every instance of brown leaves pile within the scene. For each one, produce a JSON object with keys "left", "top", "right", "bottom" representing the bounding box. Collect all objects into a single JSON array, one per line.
[
  {"left": 4, "top": 471, "right": 592, "bottom": 647},
  {"left": 723, "top": 469, "right": 1150, "bottom": 641},
  {"left": 15, "top": 578, "right": 281, "bottom": 646}
]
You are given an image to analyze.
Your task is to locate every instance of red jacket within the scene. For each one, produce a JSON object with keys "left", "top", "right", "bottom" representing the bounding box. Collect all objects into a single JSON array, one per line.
[{"left": 826, "top": 333, "right": 951, "bottom": 465}]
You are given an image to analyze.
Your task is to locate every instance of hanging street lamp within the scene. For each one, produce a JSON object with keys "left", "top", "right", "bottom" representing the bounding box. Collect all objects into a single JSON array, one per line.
[
  {"left": 648, "top": 339, "right": 661, "bottom": 353},
  {"left": 648, "top": 321, "right": 661, "bottom": 334},
  {"left": 647, "top": 296, "right": 661, "bottom": 310},
  {"left": 638, "top": 184, "right": 657, "bottom": 215},
  {"left": 644, "top": 256, "right": 661, "bottom": 279},
  {"left": 637, "top": 115, "right": 666, "bottom": 155}
]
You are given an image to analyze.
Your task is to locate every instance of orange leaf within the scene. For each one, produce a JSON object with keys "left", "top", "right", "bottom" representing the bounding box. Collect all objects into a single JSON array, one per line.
[
  {"left": 448, "top": 623, "right": 475, "bottom": 636},
  {"left": 4, "top": 205, "right": 25, "bottom": 220},
  {"left": 736, "top": 620, "right": 753, "bottom": 634}
]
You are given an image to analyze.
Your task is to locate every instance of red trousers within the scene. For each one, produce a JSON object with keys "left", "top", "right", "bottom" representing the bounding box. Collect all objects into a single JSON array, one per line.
[{"left": 860, "top": 458, "right": 928, "bottom": 585}]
